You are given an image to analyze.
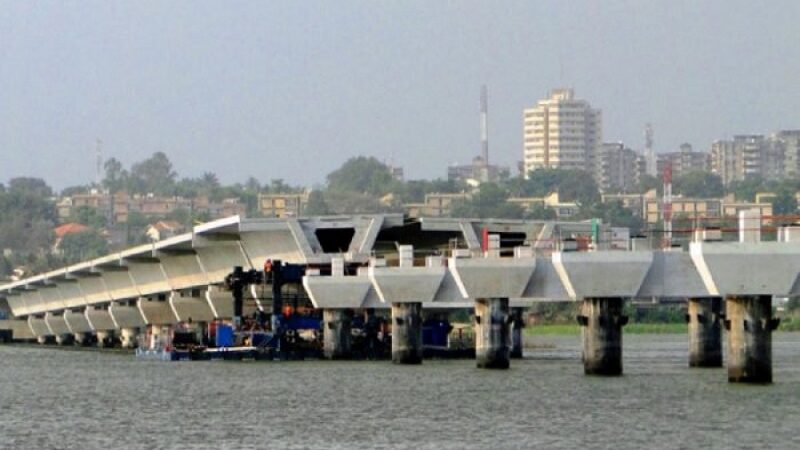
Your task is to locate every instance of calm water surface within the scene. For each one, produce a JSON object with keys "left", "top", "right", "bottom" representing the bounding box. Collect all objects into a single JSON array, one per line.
[{"left": 1, "top": 333, "right": 798, "bottom": 450}]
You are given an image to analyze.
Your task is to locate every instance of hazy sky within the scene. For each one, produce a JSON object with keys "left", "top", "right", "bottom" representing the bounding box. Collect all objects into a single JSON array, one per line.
[{"left": 2, "top": 1, "right": 799, "bottom": 190}]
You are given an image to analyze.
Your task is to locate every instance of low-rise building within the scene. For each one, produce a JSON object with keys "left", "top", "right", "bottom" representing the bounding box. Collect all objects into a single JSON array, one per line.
[
  {"left": 642, "top": 194, "right": 773, "bottom": 225},
  {"left": 601, "top": 190, "right": 658, "bottom": 217},
  {"left": 258, "top": 192, "right": 309, "bottom": 218},
  {"left": 404, "top": 192, "right": 469, "bottom": 218},
  {"left": 507, "top": 192, "right": 580, "bottom": 218}
]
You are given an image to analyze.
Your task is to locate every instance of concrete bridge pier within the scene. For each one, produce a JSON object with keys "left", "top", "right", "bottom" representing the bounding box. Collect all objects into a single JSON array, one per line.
[
  {"left": 687, "top": 297, "right": 723, "bottom": 367},
  {"left": 73, "top": 332, "right": 93, "bottom": 346},
  {"left": 95, "top": 330, "right": 115, "bottom": 348},
  {"left": 577, "top": 297, "right": 627, "bottom": 376},
  {"left": 323, "top": 309, "right": 354, "bottom": 359},
  {"left": 120, "top": 328, "right": 139, "bottom": 349},
  {"left": 54, "top": 334, "right": 74, "bottom": 346},
  {"left": 391, "top": 302, "right": 423, "bottom": 364},
  {"left": 725, "top": 295, "right": 778, "bottom": 383},
  {"left": 474, "top": 298, "right": 511, "bottom": 369},
  {"left": 510, "top": 307, "right": 525, "bottom": 359}
]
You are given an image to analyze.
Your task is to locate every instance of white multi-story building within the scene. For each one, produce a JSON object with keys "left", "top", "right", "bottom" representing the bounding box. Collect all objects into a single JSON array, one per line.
[{"left": 522, "top": 89, "right": 602, "bottom": 177}]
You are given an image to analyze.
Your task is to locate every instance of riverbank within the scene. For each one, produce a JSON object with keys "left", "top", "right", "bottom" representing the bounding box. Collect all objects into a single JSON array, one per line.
[
  {"left": 527, "top": 320, "right": 800, "bottom": 335},
  {"left": 526, "top": 323, "right": 689, "bottom": 336}
]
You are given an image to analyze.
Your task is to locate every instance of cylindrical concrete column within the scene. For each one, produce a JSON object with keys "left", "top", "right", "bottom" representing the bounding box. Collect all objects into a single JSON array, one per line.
[
  {"left": 577, "top": 297, "right": 627, "bottom": 376},
  {"left": 725, "top": 295, "right": 777, "bottom": 383},
  {"left": 323, "top": 309, "right": 353, "bottom": 360},
  {"left": 391, "top": 302, "right": 422, "bottom": 364},
  {"left": 96, "top": 330, "right": 114, "bottom": 348},
  {"left": 687, "top": 297, "right": 723, "bottom": 367},
  {"left": 510, "top": 307, "right": 525, "bottom": 359},
  {"left": 54, "top": 334, "right": 73, "bottom": 346},
  {"left": 475, "top": 298, "right": 512, "bottom": 369},
  {"left": 73, "top": 332, "right": 92, "bottom": 346},
  {"left": 120, "top": 328, "right": 139, "bottom": 349}
]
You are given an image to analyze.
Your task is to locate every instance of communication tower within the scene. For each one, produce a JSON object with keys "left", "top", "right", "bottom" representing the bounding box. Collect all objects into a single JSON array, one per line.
[
  {"left": 662, "top": 160, "right": 673, "bottom": 247},
  {"left": 644, "top": 124, "right": 656, "bottom": 176},
  {"left": 95, "top": 139, "right": 104, "bottom": 186}
]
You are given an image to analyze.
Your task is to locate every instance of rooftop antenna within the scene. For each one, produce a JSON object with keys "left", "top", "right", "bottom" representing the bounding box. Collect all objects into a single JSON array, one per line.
[
  {"left": 480, "top": 85, "right": 489, "bottom": 165},
  {"left": 94, "top": 139, "right": 104, "bottom": 186}
]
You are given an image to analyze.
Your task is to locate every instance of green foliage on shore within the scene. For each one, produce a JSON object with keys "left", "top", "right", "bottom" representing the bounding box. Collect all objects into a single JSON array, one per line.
[{"left": 524, "top": 323, "right": 690, "bottom": 335}]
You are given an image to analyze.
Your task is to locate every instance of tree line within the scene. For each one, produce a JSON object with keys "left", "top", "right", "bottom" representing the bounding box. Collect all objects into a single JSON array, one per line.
[{"left": 1, "top": 152, "right": 799, "bottom": 278}]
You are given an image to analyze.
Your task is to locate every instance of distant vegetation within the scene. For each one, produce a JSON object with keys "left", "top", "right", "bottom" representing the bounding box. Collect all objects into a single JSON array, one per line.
[{"left": 1, "top": 152, "right": 799, "bottom": 280}]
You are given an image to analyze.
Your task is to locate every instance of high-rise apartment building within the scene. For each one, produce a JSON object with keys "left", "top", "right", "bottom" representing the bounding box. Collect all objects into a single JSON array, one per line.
[
  {"left": 596, "top": 142, "right": 645, "bottom": 193},
  {"left": 772, "top": 130, "right": 800, "bottom": 178},
  {"left": 656, "top": 143, "right": 710, "bottom": 178},
  {"left": 711, "top": 135, "right": 784, "bottom": 185},
  {"left": 522, "top": 89, "right": 602, "bottom": 177}
]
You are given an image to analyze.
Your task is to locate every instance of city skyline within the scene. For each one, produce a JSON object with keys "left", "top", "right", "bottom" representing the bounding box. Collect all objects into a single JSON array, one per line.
[{"left": 2, "top": 1, "right": 800, "bottom": 190}]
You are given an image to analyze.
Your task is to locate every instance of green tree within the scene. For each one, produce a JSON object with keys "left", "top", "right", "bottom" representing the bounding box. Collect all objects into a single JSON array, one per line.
[
  {"left": 771, "top": 185, "right": 798, "bottom": 215},
  {"left": 129, "top": 152, "right": 177, "bottom": 195},
  {"left": 0, "top": 178, "right": 57, "bottom": 253},
  {"left": 326, "top": 156, "right": 397, "bottom": 195},
  {"left": 304, "top": 190, "right": 331, "bottom": 215},
  {"left": 637, "top": 174, "right": 661, "bottom": 194},
  {"left": 449, "top": 183, "right": 524, "bottom": 219},
  {"left": 728, "top": 176, "right": 766, "bottom": 202},
  {"left": 524, "top": 204, "right": 557, "bottom": 220},
  {"left": 103, "top": 157, "right": 128, "bottom": 193},
  {"left": 579, "top": 201, "right": 644, "bottom": 233},
  {"left": 673, "top": 171, "right": 724, "bottom": 198},
  {"left": 59, "top": 230, "right": 108, "bottom": 264},
  {"left": 516, "top": 169, "right": 599, "bottom": 207},
  {"left": 69, "top": 205, "right": 108, "bottom": 229}
]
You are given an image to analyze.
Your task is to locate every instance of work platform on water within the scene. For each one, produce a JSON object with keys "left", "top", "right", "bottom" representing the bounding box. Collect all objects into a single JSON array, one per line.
[{"left": 1, "top": 213, "right": 799, "bottom": 383}]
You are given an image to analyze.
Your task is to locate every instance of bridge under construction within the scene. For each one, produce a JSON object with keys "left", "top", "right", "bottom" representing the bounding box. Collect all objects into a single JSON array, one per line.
[{"left": 1, "top": 213, "right": 798, "bottom": 384}]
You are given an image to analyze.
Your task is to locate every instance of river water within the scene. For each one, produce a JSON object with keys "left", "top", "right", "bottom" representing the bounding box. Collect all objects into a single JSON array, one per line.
[{"left": 1, "top": 333, "right": 798, "bottom": 450}]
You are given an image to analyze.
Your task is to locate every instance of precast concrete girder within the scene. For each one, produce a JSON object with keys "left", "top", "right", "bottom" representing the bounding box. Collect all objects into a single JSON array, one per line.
[
  {"left": 137, "top": 297, "right": 178, "bottom": 325},
  {"left": 637, "top": 251, "right": 711, "bottom": 299},
  {"left": 553, "top": 251, "right": 653, "bottom": 300},
  {"left": 205, "top": 285, "right": 234, "bottom": 319},
  {"left": 63, "top": 309, "right": 93, "bottom": 334},
  {"left": 100, "top": 268, "right": 139, "bottom": 303},
  {"left": 303, "top": 275, "right": 374, "bottom": 309},
  {"left": 3, "top": 319, "right": 34, "bottom": 340},
  {"left": 85, "top": 307, "right": 116, "bottom": 331},
  {"left": 346, "top": 215, "right": 386, "bottom": 261},
  {"left": 169, "top": 291, "right": 215, "bottom": 322},
  {"left": 193, "top": 235, "right": 252, "bottom": 284},
  {"left": 108, "top": 302, "right": 147, "bottom": 329},
  {"left": 74, "top": 273, "right": 111, "bottom": 307},
  {"left": 36, "top": 285, "right": 66, "bottom": 314},
  {"left": 122, "top": 252, "right": 170, "bottom": 297},
  {"left": 369, "top": 266, "right": 447, "bottom": 304},
  {"left": 448, "top": 256, "right": 536, "bottom": 300},
  {"left": 55, "top": 280, "right": 87, "bottom": 311},
  {"left": 28, "top": 316, "right": 52, "bottom": 337},
  {"left": 239, "top": 221, "right": 309, "bottom": 265},
  {"left": 156, "top": 239, "right": 210, "bottom": 291},
  {"left": 4, "top": 292, "right": 25, "bottom": 318},
  {"left": 519, "top": 257, "right": 571, "bottom": 301},
  {"left": 44, "top": 312, "right": 71, "bottom": 337},
  {"left": 691, "top": 242, "right": 800, "bottom": 296},
  {"left": 16, "top": 290, "right": 40, "bottom": 317}
]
